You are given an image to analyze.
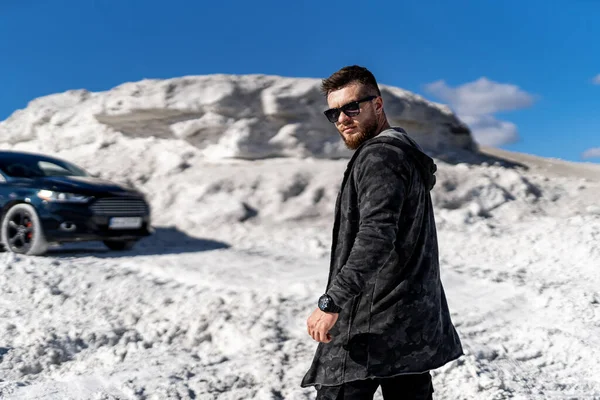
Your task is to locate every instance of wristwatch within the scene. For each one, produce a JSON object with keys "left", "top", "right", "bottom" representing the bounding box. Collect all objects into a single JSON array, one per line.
[{"left": 318, "top": 294, "right": 342, "bottom": 313}]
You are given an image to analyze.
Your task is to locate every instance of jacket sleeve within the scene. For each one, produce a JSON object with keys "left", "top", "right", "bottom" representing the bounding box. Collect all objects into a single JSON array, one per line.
[{"left": 326, "top": 143, "right": 409, "bottom": 309}]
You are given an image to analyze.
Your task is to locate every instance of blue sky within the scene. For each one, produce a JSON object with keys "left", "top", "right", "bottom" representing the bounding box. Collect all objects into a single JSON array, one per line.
[{"left": 1, "top": 0, "right": 599, "bottom": 162}]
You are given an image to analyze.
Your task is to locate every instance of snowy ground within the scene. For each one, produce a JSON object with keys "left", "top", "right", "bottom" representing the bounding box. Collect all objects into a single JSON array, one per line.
[
  {"left": 0, "top": 75, "right": 599, "bottom": 399},
  {"left": 0, "top": 147, "right": 599, "bottom": 399}
]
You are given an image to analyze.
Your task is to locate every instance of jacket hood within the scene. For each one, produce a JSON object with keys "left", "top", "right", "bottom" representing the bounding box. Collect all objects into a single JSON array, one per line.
[{"left": 375, "top": 127, "right": 437, "bottom": 191}]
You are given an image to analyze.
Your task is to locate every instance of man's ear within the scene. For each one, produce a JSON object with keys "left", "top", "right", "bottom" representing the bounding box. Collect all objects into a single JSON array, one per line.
[{"left": 375, "top": 96, "right": 384, "bottom": 115}]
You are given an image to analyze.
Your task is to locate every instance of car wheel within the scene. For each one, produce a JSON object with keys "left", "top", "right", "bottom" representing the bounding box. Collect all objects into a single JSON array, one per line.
[
  {"left": 103, "top": 239, "right": 137, "bottom": 251},
  {"left": 1, "top": 203, "right": 48, "bottom": 256}
]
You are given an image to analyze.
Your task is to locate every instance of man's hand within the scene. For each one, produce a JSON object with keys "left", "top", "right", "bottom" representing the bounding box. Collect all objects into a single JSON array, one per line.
[{"left": 307, "top": 308, "right": 339, "bottom": 343}]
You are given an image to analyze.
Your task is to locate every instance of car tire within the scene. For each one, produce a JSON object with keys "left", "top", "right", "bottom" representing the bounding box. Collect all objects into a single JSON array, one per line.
[
  {"left": 1, "top": 203, "right": 48, "bottom": 256},
  {"left": 103, "top": 239, "right": 137, "bottom": 251}
]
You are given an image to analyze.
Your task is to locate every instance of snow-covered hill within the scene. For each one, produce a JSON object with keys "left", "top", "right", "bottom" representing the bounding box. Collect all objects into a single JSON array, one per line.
[{"left": 0, "top": 73, "right": 475, "bottom": 158}]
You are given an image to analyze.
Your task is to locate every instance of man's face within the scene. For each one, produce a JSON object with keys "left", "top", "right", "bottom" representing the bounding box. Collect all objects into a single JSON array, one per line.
[{"left": 326, "top": 83, "right": 379, "bottom": 150}]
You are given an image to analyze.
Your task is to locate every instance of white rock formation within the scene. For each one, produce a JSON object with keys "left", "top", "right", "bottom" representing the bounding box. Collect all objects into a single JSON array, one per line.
[{"left": 0, "top": 74, "right": 475, "bottom": 160}]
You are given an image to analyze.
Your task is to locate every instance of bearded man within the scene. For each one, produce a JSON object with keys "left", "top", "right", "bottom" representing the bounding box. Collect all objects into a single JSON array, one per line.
[{"left": 301, "top": 65, "right": 463, "bottom": 400}]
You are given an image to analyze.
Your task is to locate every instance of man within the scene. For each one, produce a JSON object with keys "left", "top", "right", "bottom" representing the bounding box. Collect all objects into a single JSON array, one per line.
[{"left": 301, "top": 65, "right": 463, "bottom": 399}]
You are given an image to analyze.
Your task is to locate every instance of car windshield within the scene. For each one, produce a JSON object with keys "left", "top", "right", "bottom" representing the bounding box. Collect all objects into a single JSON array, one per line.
[{"left": 0, "top": 156, "right": 89, "bottom": 178}]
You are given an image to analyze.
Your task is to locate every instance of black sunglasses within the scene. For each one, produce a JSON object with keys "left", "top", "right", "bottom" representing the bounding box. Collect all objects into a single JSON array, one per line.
[{"left": 323, "top": 95, "right": 377, "bottom": 123}]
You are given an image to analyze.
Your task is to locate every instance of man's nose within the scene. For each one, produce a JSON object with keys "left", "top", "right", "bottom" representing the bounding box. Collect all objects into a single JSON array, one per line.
[{"left": 337, "top": 110, "right": 351, "bottom": 124}]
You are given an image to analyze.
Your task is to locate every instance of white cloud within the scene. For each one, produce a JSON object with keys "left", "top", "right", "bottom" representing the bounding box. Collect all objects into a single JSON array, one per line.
[
  {"left": 582, "top": 147, "right": 600, "bottom": 159},
  {"left": 592, "top": 74, "right": 600, "bottom": 85},
  {"left": 425, "top": 78, "right": 534, "bottom": 116},
  {"left": 425, "top": 77, "right": 535, "bottom": 146},
  {"left": 459, "top": 115, "right": 519, "bottom": 147}
]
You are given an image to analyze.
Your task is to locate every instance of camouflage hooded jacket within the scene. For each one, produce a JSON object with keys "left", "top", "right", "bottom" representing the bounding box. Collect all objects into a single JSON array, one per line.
[{"left": 301, "top": 127, "right": 463, "bottom": 388}]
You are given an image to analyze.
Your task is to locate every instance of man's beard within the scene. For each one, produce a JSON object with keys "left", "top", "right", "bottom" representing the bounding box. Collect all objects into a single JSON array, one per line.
[{"left": 339, "top": 118, "right": 379, "bottom": 150}]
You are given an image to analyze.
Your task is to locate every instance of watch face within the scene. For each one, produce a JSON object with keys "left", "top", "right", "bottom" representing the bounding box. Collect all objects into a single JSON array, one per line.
[
  {"left": 319, "top": 294, "right": 340, "bottom": 313},
  {"left": 318, "top": 295, "right": 329, "bottom": 310}
]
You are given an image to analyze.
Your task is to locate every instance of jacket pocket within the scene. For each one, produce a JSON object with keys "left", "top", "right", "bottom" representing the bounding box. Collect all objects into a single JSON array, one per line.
[
  {"left": 343, "top": 294, "right": 362, "bottom": 350},
  {"left": 348, "top": 294, "right": 362, "bottom": 329}
]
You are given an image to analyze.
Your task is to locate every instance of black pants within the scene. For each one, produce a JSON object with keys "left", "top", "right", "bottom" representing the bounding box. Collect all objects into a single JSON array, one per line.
[{"left": 315, "top": 372, "right": 433, "bottom": 400}]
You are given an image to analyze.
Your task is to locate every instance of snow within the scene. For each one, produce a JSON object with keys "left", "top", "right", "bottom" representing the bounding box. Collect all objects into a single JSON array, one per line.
[{"left": 0, "top": 74, "right": 599, "bottom": 399}]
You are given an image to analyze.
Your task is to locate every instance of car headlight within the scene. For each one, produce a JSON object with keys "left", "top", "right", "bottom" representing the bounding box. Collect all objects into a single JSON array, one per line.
[{"left": 37, "top": 190, "right": 92, "bottom": 203}]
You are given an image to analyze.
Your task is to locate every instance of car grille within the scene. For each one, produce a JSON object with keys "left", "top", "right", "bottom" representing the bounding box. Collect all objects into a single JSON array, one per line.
[{"left": 90, "top": 197, "right": 149, "bottom": 216}]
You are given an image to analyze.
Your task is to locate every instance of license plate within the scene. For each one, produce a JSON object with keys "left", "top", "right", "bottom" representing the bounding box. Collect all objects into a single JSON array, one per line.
[{"left": 109, "top": 217, "right": 142, "bottom": 229}]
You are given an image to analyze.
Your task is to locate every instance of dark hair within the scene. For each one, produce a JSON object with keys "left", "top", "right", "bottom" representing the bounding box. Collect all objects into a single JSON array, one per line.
[{"left": 320, "top": 65, "right": 381, "bottom": 97}]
